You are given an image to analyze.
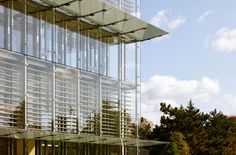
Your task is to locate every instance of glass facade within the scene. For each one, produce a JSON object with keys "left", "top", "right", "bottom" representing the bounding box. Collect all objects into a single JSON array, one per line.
[{"left": 0, "top": 0, "right": 143, "bottom": 154}]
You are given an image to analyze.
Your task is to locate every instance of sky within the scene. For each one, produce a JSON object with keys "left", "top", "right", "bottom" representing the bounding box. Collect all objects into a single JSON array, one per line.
[{"left": 140, "top": 0, "right": 236, "bottom": 124}]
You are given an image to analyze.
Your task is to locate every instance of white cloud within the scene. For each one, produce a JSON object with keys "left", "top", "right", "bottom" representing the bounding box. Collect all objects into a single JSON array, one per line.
[
  {"left": 223, "top": 94, "right": 236, "bottom": 108},
  {"left": 168, "top": 15, "right": 186, "bottom": 29},
  {"left": 149, "top": 10, "right": 186, "bottom": 30},
  {"left": 198, "top": 10, "right": 215, "bottom": 23},
  {"left": 205, "top": 27, "right": 236, "bottom": 53},
  {"left": 149, "top": 10, "right": 168, "bottom": 27},
  {"left": 141, "top": 75, "right": 220, "bottom": 124}
]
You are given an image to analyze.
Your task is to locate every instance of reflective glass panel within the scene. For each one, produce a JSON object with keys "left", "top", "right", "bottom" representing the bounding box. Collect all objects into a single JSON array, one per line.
[
  {"left": 40, "top": 11, "right": 53, "bottom": 61},
  {"left": 99, "top": 42, "right": 108, "bottom": 76},
  {"left": 27, "top": 57, "right": 53, "bottom": 130},
  {"left": 27, "top": 7, "right": 39, "bottom": 57},
  {"left": 0, "top": 50, "right": 24, "bottom": 128},
  {"left": 80, "top": 35, "right": 87, "bottom": 70},
  {"left": 65, "top": 29, "right": 77, "bottom": 67},
  {"left": 12, "top": 0, "right": 25, "bottom": 53},
  {"left": 108, "top": 44, "right": 118, "bottom": 78},
  {"left": 0, "top": 3, "right": 9, "bottom": 49},
  {"left": 80, "top": 71, "right": 99, "bottom": 135},
  {"left": 88, "top": 36, "right": 98, "bottom": 73},
  {"left": 101, "top": 77, "right": 119, "bottom": 137},
  {"left": 55, "top": 65, "right": 78, "bottom": 133},
  {"left": 55, "top": 24, "right": 65, "bottom": 64},
  {"left": 125, "top": 43, "right": 136, "bottom": 83},
  {"left": 121, "top": 82, "right": 136, "bottom": 138}
]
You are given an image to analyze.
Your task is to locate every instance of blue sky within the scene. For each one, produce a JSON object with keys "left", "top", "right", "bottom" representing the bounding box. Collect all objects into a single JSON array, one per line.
[{"left": 140, "top": 0, "right": 236, "bottom": 124}]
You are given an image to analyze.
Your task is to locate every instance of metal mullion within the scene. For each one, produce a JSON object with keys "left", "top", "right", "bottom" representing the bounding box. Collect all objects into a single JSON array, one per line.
[
  {"left": 23, "top": 0, "right": 27, "bottom": 54},
  {"left": 52, "top": 63, "right": 56, "bottom": 132},
  {"left": 117, "top": 36, "right": 122, "bottom": 138},
  {"left": 123, "top": 44, "right": 126, "bottom": 81},
  {"left": 105, "top": 39, "right": 109, "bottom": 76},
  {"left": 9, "top": 0, "right": 12, "bottom": 50},
  {"left": 64, "top": 22, "right": 67, "bottom": 65},
  {"left": 85, "top": 31, "right": 89, "bottom": 71},
  {"left": 98, "top": 29, "right": 101, "bottom": 75},
  {"left": 135, "top": 42, "right": 139, "bottom": 141},
  {"left": 95, "top": 37, "right": 98, "bottom": 73},
  {"left": 77, "top": 70, "right": 80, "bottom": 134},
  {"left": 38, "top": 11, "right": 42, "bottom": 58},
  {"left": 24, "top": 56, "right": 28, "bottom": 130},
  {"left": 52, "top": 9, "right": 55, "bottom": 62},
  {"left": 76, "top": 22, "right": 79, "bottom": 69}
]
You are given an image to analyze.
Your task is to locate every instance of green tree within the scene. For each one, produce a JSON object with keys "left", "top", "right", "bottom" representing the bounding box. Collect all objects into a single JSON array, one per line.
[
  {"left": 165, "top": 131, "right": 190, "bottom": 155},
  {"left": 204, "top": 109, "right": 233, "bottom": 154},
  {"left": 159, "top": 101, "right": 209, "bottom": 154},
  {"left": 151, "top": 100, "right": 236, "bottom": 155}
]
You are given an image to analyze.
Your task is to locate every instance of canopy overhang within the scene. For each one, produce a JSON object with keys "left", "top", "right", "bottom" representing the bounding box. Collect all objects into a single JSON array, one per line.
[
  {"left": 31, "top": 0, "right": 168, "bottom": 44},
  {"left": 0, "top": 128, "right": 168, "bottom": 147}
]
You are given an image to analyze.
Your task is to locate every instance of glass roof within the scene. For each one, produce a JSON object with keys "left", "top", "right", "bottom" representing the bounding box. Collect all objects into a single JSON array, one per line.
[
  {"left": 33, "top": 0, "right": 168, "bottom": 44},
  {"left": 0, "top": 128, "right": 168, "bottom": 147}
]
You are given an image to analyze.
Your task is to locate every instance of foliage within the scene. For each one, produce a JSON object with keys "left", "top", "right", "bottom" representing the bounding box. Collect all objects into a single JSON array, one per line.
[
  {"left": 144, "top": 100, "right": 236, "bottom": 155},
  {"left": 138, "top": 117, "right": 153, "bottom": 140},
  {"left": 165, "top": 131, "right": 190, "bottom": 155}
]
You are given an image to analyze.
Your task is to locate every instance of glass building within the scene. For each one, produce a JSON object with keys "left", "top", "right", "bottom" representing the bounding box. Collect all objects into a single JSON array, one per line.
[{"left": 0, "top": 0, "right": 167, "bottom": 154}]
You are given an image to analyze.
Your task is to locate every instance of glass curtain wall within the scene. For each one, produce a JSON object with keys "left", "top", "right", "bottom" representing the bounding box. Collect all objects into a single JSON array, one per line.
[
  {"left": 0, "top": 0, "right": 140, "bottom": 139},
  {"left": 0, "top": 0, "right": 140, "bottom": 82}
]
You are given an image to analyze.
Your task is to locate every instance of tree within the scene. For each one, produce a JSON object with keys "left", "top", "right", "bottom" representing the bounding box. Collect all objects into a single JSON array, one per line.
[
  {"left": 151, "top": 100, "right": 236, "bottom": 155},
  {"left": 165, "top": 131, "right": 190, "bottom": 155},
  {"left": 204, "top": 109, "right": 233, "bottom": 154},
  {"left": 158, "top": 101, "right": 210, "bottom": 154},
  {"left": 223, "top": 116, "right": 236, "bottom": 154},
  {"left": 138, "top": 117, "right": 153, "bottom": 140}
]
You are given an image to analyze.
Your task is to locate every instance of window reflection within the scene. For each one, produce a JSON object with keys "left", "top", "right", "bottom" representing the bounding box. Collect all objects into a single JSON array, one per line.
[
  {"left": 0, "top": 51, "right": 24, "bottom": 128},
  {"left": 27, "top": 12, "right": 39, "bottom": 57},
  {"left": 80, "top": 35, "right": 87, "bottom": 70},
  {"left": 12, "top": 1, "right": 25, "bottom": 53},
  {"left": 27, "top": 58, "right": 53, "bottom": 130},
  {"left": 40, "top": 11, "right": 53, "bottom": 61},
  {"left": 0, "top": 4, "right": 8, "bottom": 49},
  {"left": 66, "top": 29, "right": 77, "bottom": 67},
  {"left": 55, "top": 24, "right": 65, "bottom": 64},
  {"left": 0, "top": 0, "right": 139, "bottom": 138},
  {"left": 108, "top": 44, "right": 118, "bottom": 78},
  {"left": 125, "top": 43, "right": 136, "bottom": 82}
]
